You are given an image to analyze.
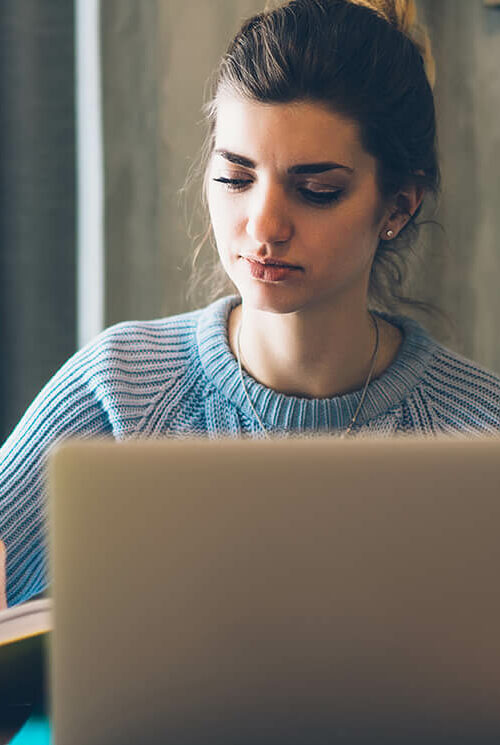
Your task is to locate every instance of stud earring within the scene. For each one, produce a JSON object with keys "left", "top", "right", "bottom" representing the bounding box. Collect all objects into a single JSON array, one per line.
[{"left": 385, "top": 229, "right": 394, "bottom": 238}]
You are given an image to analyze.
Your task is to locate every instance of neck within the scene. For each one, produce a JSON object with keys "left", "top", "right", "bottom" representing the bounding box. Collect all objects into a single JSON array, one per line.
[{"left": 230, "top": 299, "right": 401, "bottom": 399}]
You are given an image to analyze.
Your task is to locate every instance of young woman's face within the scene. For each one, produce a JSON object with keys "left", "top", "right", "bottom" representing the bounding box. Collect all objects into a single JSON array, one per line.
[{"left": 207, "top": 95, "right": 389, "bottom": 315}]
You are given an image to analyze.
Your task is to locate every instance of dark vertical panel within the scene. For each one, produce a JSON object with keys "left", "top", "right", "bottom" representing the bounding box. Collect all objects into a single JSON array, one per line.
[{"left": 0, "top": 1, "right": 76, "bottom": 442}]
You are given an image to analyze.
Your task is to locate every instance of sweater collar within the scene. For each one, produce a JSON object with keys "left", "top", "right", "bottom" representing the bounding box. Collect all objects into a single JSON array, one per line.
[{"left": 197, "top": 295, "right": 436, "bottom": 433}]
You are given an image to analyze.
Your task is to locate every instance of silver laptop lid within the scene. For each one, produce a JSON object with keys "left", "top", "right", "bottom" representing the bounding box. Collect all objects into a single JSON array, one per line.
[{"left": 49, "top": 436, "right": 500, "bottom": 745}]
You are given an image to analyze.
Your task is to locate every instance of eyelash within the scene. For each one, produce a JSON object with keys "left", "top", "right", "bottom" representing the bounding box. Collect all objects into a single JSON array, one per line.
[{"left": 212, "top": 177, "right": 342, "bottom": 206}]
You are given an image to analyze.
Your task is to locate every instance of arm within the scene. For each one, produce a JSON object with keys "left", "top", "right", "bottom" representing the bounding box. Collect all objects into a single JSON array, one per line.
[
  {"left": 1, "top": 317, "right": 186, "bottom": 606},
  {"left": 0, "top": 338, "right": 118, "bottom": 606}
]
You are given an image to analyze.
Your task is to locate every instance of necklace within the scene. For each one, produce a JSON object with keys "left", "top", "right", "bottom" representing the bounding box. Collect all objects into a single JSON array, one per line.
[{"left": 236, "top": 312, "right": 380, "bottom": 438}]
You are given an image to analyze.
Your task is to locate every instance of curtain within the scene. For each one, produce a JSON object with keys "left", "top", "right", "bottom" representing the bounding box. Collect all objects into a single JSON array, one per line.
[{"left": 0, "top": 0, "right": 76, "bottom": 442}]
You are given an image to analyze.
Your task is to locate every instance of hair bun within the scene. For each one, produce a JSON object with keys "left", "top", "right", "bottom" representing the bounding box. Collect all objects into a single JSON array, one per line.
[{"left": 346, "top": 0, "right": 436, "bottom": 89}]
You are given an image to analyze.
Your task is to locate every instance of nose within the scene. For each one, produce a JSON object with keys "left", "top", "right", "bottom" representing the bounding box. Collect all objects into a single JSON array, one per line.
[{"left": 246, "top": 182, "right": 293, "bottom": 246}]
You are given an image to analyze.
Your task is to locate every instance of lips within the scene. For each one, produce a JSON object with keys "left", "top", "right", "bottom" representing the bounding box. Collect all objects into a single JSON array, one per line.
[
  {"left": 244, "top": 257, "right": 302, "bottom": 282},
  {"left": 243, "top": 256, "right": 302, "bottom": 270}
]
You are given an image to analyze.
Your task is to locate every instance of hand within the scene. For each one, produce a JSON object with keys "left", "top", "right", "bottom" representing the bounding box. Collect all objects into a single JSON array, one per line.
[{"left": 0, "top": 540, "right": 6, "bottom": 610}]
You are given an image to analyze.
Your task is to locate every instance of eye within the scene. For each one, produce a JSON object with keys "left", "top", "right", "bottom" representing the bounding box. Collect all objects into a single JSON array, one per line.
[
  {"left": 212, "top": 177, "right": 252, "bottom": 192},
  {"left": 297, "top": 187, "right": 342, "bottom": 206}
]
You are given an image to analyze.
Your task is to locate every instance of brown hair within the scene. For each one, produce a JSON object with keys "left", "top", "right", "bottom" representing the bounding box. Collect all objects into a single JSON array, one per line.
[{"left": 186, "top": 0, "right": 441, "bottom": 316}]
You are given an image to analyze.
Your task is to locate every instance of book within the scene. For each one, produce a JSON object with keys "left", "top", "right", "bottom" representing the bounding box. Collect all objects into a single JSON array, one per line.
[
  {"left": 0, "top": 599, "right": 52, "bottom": 648},
  {"left": 0, "top": 599, "right": 52, "bottom": 708}
]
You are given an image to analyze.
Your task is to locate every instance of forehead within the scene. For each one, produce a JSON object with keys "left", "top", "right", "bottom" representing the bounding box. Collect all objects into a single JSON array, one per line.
[{"left": 212, "top": 94, "right": 370, "bottom": 170}]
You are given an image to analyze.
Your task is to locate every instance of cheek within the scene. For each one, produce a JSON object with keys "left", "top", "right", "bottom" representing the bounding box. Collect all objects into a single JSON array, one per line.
[
  {"left": 208, "top": 185, "right": 228, "bottom": 231},
  {"left": 306, "top": 207, "right": 378, "bottom": 272},
  {"left": 207, "top": 192, "right": 238, "bottom": 275},
  {"left": 206, "top": 185, "right": 221, "bottom": 236},
  {"left": 208, "top": 191, "right": 244, "bottom": 250},
  {"left": 337, "top": 197, "right": 381, "bottom": 244}
]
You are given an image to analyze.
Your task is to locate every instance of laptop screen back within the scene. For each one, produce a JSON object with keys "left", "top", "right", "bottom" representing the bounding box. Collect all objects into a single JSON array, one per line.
[{"left": 49, "top": 436, "right": 500, "bottom": 745}]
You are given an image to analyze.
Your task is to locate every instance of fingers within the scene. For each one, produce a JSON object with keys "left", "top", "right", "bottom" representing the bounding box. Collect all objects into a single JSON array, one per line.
[{"left": 0, "top": 540, "right": 6, "bottom": 610}]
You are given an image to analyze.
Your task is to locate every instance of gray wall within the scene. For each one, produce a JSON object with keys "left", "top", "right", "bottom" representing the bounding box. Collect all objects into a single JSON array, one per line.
[
  {"left": 101, "top": 0, "right": 500, "bottom": 371},
  {"left": 100, "top": 2, "right": 164, "bottom": 325},
  {"left": 417, "top": 0, "right": 500, "bottom": 367}
]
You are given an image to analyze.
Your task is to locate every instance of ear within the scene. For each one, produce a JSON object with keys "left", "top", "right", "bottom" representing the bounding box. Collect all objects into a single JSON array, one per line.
[{"left": 380, "top": 184, "right": 425, "bottom": 241}]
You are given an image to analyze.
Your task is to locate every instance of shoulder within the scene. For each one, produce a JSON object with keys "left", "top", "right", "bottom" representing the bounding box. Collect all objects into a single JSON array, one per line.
[
  {"left": 425, "top": 342, "right": 500, "bottom": 410},
  {"left": 71, "top": 296, "right": 238, "bottom": 435},
  {"left": 89, "top": 295, "right": 239, "bottom": 377},
  {"left": 68, "top": 306, "right": 207, "bottom": 420},
  {"left": 33, "top": 306, "right": 203, "bottom": 412},
  {"left": 398, "top": 317, "right": 500, "bottom": 434},
  {"left": 5, "top": 302, "right": 225, "bottom": 445},
  {"left": 370, "top": 313, "right": 500, "bottom": 436},
  {"left": 88, "top": 305, "right": 204, "bottom": 373}
]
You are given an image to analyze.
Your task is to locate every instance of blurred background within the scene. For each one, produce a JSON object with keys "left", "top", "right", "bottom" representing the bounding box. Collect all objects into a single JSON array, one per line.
[{"left": 1, "top": 0, "right": 500, "bottom": 442}]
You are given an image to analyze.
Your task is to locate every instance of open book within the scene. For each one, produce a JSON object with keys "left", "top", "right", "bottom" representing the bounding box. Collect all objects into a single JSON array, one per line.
[{"left": 0, "top": 598, "right": 52, "bottom": 706}]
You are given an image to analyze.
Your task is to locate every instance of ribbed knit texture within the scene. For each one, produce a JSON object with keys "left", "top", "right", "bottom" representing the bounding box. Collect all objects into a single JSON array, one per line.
[{"left": 2, "top": 294, "right": 500, "bottom": 605}]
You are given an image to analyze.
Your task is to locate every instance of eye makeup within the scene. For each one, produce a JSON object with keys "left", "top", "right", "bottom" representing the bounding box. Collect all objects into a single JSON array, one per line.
[{"left": 212, "top": 174, "right": 344, "bottom": 206}]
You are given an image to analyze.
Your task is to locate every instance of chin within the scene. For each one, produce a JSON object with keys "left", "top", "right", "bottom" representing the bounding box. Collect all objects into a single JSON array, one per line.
[{"left": 237, "top": 283, "right": 314, "bottom": 316}]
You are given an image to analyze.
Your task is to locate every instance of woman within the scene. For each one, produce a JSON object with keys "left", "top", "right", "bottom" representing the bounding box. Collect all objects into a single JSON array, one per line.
[{"left": 1, "top": 0, "right": 500, "bottom": 607}]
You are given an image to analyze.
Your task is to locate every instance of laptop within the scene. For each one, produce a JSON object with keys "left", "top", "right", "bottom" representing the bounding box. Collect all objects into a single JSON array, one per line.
[{"left": 48, "top": 435, "right": 500, "bottom": 745}]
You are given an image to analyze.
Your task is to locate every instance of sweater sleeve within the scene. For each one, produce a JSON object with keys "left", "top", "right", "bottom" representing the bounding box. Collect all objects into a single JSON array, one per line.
[{"left": 0, "top": 320, "right": 183, "bottom": 606}]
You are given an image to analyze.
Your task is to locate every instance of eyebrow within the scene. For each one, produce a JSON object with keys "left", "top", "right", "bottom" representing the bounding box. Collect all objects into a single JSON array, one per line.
[{"left": 214, "top": 149, "right": 354, "bottom": 174}]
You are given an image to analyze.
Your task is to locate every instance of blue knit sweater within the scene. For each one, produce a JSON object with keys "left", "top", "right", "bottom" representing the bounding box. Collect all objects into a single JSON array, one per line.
[{"left": 2, "top": 294, "right": 500, "bottom": 605}]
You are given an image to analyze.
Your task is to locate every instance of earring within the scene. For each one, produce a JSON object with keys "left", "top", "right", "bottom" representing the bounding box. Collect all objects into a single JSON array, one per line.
[{"left": 385, "top": 229, "right": 394, "bottom": 239}]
